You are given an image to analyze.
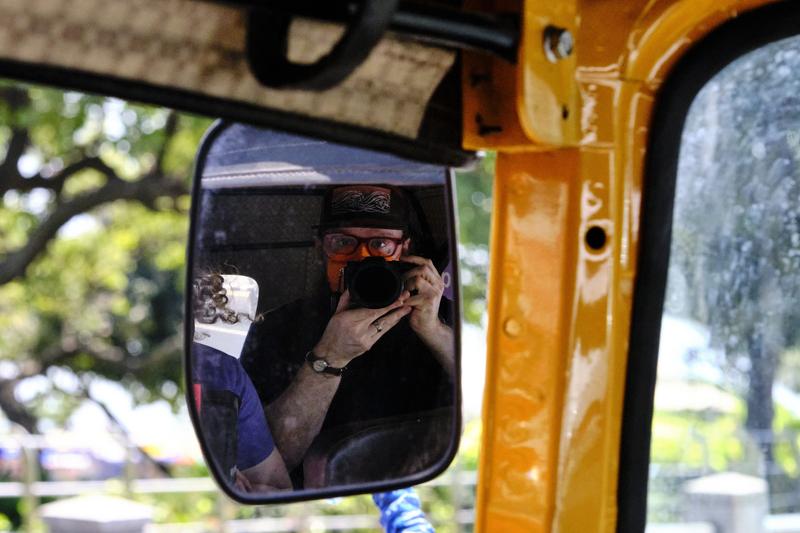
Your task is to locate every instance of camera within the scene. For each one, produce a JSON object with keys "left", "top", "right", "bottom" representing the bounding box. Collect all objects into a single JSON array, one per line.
[{"left": 344, "top": 258, "right": 415, "bottom": 309}]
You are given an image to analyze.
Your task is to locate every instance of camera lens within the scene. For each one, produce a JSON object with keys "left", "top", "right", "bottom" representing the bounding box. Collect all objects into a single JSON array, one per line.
[{"left": 345, "top": 258, "right": 404, "bottom": 308}]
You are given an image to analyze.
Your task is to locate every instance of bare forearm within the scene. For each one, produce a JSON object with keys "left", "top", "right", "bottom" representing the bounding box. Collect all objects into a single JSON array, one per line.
[
  {"left": 263, "top": 294, "right": 411, "bottom": 470},
  {"left": 240, "top": 450, "right": 292, "bottom": 491},
  {"left": 265, "top": 365, "right": 341, "bottom": 470},
  {"left": 418, "top": 322, "right": 455, "bottom": 377}
]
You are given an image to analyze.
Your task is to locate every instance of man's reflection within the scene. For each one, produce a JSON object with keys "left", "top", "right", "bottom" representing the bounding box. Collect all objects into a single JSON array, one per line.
[{"left": 241, "top": 185, "right": 455, "bottom": 487}]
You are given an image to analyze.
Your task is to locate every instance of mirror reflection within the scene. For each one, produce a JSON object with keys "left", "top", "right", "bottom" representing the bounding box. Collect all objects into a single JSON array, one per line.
[{"left": 188, "top": 124, "right": 459, "bottom": 498}]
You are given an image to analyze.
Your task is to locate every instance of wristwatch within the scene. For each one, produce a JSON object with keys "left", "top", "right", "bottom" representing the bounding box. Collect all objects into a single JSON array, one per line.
[{"left": 305, "top": 351, "right": 347, "bottom": 376}]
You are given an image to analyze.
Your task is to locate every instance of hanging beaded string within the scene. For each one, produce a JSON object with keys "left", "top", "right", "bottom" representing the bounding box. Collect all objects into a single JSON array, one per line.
[{"left": 192, "top": 273, "right": 263, "bottom": 325}]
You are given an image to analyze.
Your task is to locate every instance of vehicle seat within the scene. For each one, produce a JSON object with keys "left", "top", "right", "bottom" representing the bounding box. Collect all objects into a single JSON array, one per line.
[{"left": 303, "top": 408, "right": 454, "bottom": 488}]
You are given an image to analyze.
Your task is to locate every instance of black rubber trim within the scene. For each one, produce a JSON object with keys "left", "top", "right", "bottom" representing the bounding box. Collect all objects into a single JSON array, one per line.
[
  {"left": 617, "top": 2, "right": 800, "bottom": 532},
  {"left": 246, "top": 0, "right": 398, "bottom": 90},
  {"left": 184, "top": 120, "right": 463, "bottom": 505},
  {"left": 0, "top": 58, "right": 474, "bottom": 168},
  {"left": 217, "top": 0, "right": 520, "bottom": 62}
]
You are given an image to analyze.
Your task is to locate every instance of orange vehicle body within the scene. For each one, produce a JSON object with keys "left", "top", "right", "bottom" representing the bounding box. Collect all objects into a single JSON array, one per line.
[{"left": 467, "top": 1, "right": 779, "bottom": 531}]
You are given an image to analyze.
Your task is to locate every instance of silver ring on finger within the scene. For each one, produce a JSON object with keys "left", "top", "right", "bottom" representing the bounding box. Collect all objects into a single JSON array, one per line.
[{"left": 373, "top": 322, "right": 383, "bottom": 334}]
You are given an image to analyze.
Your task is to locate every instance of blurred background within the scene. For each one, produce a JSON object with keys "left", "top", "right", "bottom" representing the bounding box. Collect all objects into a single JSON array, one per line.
[{"left": 0, "top": 80, "right": 493, "bottom": 532}]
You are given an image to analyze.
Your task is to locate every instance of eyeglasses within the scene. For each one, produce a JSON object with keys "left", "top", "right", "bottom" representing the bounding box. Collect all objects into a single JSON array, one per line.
[{"left": 322, "top": 233, "right": 404, "bottom": 258}]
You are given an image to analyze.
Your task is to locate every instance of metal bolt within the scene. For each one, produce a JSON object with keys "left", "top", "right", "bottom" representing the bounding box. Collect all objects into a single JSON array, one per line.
[{"left": 543, "top": 26, "right": 574, "bottom": 62}]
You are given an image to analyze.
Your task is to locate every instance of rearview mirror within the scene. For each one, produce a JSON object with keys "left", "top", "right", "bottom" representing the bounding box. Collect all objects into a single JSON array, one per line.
[{"left": 185, "top": 122, "right": 461, "bottom": 503}]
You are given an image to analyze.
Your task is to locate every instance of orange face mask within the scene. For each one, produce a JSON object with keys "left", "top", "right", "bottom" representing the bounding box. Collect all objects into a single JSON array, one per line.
[{"left": 323, "top": 236, "right": 405, "bottom": 292}]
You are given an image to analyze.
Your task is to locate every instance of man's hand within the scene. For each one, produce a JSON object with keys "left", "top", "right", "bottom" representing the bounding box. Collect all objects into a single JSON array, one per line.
[
  {"left": 234, "top": 469, "right": 288, "bottom": 493},
  {"left": 313, "top": 290, "right": 411, "bottom": 367},
  {"left": 401, "top": 255, "right": 454, "bottom": 376},
  {"left": 401, "top": 255, "right": 446, "bottom": 336},
  {"left": 269, "top": 290, "right": 410, "bottom": 471}
]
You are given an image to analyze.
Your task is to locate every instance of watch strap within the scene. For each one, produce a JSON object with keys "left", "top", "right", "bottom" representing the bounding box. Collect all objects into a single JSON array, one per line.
[{"left": 305, "top": 350, "right": 346, "bottom": 376}]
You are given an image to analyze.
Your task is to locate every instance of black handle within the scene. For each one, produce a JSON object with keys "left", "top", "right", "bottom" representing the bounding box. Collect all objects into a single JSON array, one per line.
[{"left": 246, "top": 0, "right": 399, "bottom": 90}]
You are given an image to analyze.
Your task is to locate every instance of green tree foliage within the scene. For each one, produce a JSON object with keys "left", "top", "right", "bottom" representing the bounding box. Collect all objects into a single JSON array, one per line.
[
  {"left": 0, "top": 81, "right": 212, "bottom": 433},
  {"left": 667, "top": 37, "right": 800, "bottom": 482},
  {"left": 454, "top": 153, "right": 495, "bottom": 325}
]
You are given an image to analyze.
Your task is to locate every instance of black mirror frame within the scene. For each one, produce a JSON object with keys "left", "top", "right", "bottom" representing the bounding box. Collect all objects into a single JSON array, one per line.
[{"left": 183, "top": 119, "right": 463, "bottom": 504}]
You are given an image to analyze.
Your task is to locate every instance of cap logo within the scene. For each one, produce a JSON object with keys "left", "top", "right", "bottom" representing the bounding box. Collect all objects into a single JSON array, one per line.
[{"left": 331, "top": 187, "right": 391, "bottom": 215}]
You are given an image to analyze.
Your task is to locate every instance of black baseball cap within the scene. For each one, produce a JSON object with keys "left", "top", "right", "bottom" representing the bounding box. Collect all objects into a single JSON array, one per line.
[{"left": 317, "top": 185, "right": 409, "bottom": 233}]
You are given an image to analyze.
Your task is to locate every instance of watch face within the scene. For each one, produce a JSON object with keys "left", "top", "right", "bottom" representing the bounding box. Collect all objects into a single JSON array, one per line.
[{"left": 312, "top": 359, "right": 328, "bottom": 372}]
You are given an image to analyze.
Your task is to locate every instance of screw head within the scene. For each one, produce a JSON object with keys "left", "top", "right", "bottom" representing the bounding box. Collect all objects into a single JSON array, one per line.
[{"left": 543, "top": 26, "right": 574, "bottom": 62}]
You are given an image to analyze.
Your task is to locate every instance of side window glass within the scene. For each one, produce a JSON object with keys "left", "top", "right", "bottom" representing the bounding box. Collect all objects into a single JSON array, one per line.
[{"left": 649, "top": 36, "right": 800, "bottom": 528}]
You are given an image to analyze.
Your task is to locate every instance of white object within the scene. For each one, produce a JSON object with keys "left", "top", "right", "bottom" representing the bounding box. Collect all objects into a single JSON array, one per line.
[
  {"left": 40, "top": 495, "right": 153, "bottom": 533},
  {"left": 765, "top": 513, "right": 800, "bottom": 533},
  {"left": 682, "top": 472, "right": 768, "bottom": 533},
  {"left": 646, "top": 524, "right": 714, "bottom": 533},
  {"left": 194, "top": 274, "right": 259, "bottom": 359}
]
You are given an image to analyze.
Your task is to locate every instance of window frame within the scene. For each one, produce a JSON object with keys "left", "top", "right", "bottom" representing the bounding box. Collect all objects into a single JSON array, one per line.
[
  {"left": 0, "top": 58, "right": 471, "bottom": 168},
  {"left": 617, "top": 2, "right": 800, "bottom": 531}
]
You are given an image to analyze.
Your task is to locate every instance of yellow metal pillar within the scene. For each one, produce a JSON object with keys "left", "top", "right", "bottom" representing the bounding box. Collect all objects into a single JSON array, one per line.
[
  {"left": 469, "top": 1, "right": 776, "bottom": 531},
  {"left": 476, "top": 149, "right": 579, "bottom": 532}
]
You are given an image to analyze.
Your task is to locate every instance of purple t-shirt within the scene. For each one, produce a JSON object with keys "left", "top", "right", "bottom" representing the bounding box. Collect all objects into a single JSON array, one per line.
[{"left": 192, "top": 343, "right": 275, "bottom": 470}]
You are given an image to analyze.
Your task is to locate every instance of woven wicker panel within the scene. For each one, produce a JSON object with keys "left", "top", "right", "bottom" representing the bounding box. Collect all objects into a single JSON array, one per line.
[{"left": 0, "top": 0, "right": 455, "bottom": 138}]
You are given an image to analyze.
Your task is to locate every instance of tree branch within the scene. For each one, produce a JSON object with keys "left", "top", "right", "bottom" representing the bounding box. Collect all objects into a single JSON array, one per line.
[
  {"left": 0, "top": 339, "right": 81, "bottom": 434},
  {"left": 0, "top": 155, "right": 121, "bottom": 197},
  {"left": 0, "top": 379, "right": 38, "bottom": 434},
  {"left": 154, "top": 111, "right": 179, "bottom": 175},
  {"left": 71, "top": 380, "right": 173, "bottom": 477},
  {"left": 2, "top": 329, "right": 183, "bottom": 437},
  {"left": 0, "top": 175, "right": 187, "bottom": 285},
  {"left": 0, "top": 87, "right": 32, "bottom": 191},
  {"left": 0, "top": 86, "right": 29, "bottom": 108},
  {"left": 18, "top": 345, "right": 80, "bottom": 379},
  {"left": 127, "top": 333, "right": 184, "bottom": 371},
  {"left": 0, "top": 128, "right": 30, "bottom": 189}
]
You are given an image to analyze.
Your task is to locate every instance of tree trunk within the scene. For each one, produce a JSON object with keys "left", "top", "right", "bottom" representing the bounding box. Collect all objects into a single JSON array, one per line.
[
  {"left": 745, "top": 331, "right": 777, "bottom": 477},
  {"left": 0, "top": 379, "right": 38, "bottom": 434}
]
